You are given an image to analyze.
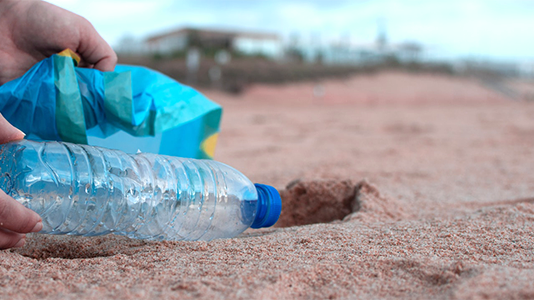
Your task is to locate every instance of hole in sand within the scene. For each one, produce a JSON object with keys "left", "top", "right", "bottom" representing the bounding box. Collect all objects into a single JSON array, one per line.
[{"left": 275, "top": 179, "right": 405, "bottom": 228}]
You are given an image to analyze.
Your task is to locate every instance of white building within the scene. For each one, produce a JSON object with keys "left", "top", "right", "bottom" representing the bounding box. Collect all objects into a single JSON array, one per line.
[{"left": 145, "top": 27, "right": 283, "bottom": 59}]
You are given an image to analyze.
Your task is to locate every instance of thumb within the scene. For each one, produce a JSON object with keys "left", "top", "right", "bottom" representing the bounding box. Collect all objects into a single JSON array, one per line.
[{"left": 0, "top": 114, "right": 25, "bottom": 144}]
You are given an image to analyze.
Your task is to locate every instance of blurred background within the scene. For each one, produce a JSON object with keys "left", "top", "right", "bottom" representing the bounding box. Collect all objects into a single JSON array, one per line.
[
  {"left": 47, "top": 0, "right": 534, "bottom": 96},
  {"left": 41, "top": 0, "right": 534, "bottom": 230}
]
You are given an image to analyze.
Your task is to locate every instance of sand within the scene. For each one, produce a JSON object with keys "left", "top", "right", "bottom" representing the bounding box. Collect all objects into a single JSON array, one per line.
[{"left": 2, "top": 71, "right": 534, "bottom": 299}]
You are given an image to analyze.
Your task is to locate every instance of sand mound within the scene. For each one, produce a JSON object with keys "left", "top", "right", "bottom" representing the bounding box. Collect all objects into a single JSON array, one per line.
[
  {"left": 344, "top": 180, "right": 406, "bottom": 222},
  {"left": 276, "top": 179, "right": 405, "bottom": 227}
]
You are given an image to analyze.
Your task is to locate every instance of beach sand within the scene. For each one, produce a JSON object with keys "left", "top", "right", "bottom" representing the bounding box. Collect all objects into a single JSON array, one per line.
[{"left": 2, "top": 71, "right": 534, "bottom": 299}]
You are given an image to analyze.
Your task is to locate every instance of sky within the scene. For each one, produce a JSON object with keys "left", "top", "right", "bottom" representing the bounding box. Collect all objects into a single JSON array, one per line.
[{"left": 47, "top": 0, "right": 534, "bottom": 61}]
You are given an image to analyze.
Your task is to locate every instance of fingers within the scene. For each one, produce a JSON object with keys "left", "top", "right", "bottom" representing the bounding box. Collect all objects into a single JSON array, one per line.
[
  {"left": 76, "top": 19, "right": 117, "bottom": 72},
  {"left": 0, "top": 111, "right": 40, "bottom": 251},
  {"left": 0, "top": 113, "right": 25, "bottom": 144},
  {"left": 0, "top": 228, "right": 25, "bottom": 249},
  {"left": 0, "top": 189, "right": 42, "bottom": 234},
  {"left": 77, "top": 61, "right": 94, "bottom": 69}
]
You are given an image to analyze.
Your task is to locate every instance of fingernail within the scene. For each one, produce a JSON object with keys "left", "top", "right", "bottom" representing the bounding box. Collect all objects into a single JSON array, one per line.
[
  {"left": 31, "top": 222, "right": 43, "bottom": 233},
  {"left": 14, "top": 237, "right": 25, "bottom": 248},
  {"left": 16, "top": 128, "right": 26, "bottom": 137}
]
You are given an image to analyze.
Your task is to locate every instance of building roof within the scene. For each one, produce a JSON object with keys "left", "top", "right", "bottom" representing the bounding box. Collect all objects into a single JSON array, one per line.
[{"left": 146, "top": 27, "right": 280, "bottom": 43}]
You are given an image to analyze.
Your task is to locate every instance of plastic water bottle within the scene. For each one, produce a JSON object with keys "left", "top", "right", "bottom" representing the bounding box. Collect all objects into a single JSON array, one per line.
[{"left": 0, "top": 140, "right": 281, "bottom": 241}]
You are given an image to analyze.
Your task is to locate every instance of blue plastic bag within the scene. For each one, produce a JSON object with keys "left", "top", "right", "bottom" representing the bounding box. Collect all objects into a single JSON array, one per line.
[{"left": 0, "top": 50, "right": 222, "bottom": 159}]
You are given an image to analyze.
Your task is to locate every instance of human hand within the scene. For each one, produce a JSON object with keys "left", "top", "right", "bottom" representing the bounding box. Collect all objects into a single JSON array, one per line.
[
  {"left": 0, "top": 114, "right": 42, "bottom": 249},
  {"left": 0, "top": 0, "right": 117, "bottom": 85}
]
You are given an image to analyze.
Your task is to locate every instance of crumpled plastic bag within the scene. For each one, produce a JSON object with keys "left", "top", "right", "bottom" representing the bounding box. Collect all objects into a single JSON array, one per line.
[{"left": 0, "top": 49, "right": 222, "bottom": 159}]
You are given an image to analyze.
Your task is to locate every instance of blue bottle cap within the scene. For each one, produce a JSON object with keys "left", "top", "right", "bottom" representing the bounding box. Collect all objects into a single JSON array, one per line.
[{"left": 251, "top": 183, "right": 282, "bottom": 229}]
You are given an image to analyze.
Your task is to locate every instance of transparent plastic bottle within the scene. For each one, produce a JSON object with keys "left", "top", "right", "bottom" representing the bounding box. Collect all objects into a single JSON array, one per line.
[{"left": 0, "top": 140, "right": 281, "bottom": 241}]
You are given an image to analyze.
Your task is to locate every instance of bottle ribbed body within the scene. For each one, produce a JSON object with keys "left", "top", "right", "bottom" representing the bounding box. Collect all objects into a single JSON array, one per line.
[{"left": 0, "top": 140, "right": 259, "bottom": 241}]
